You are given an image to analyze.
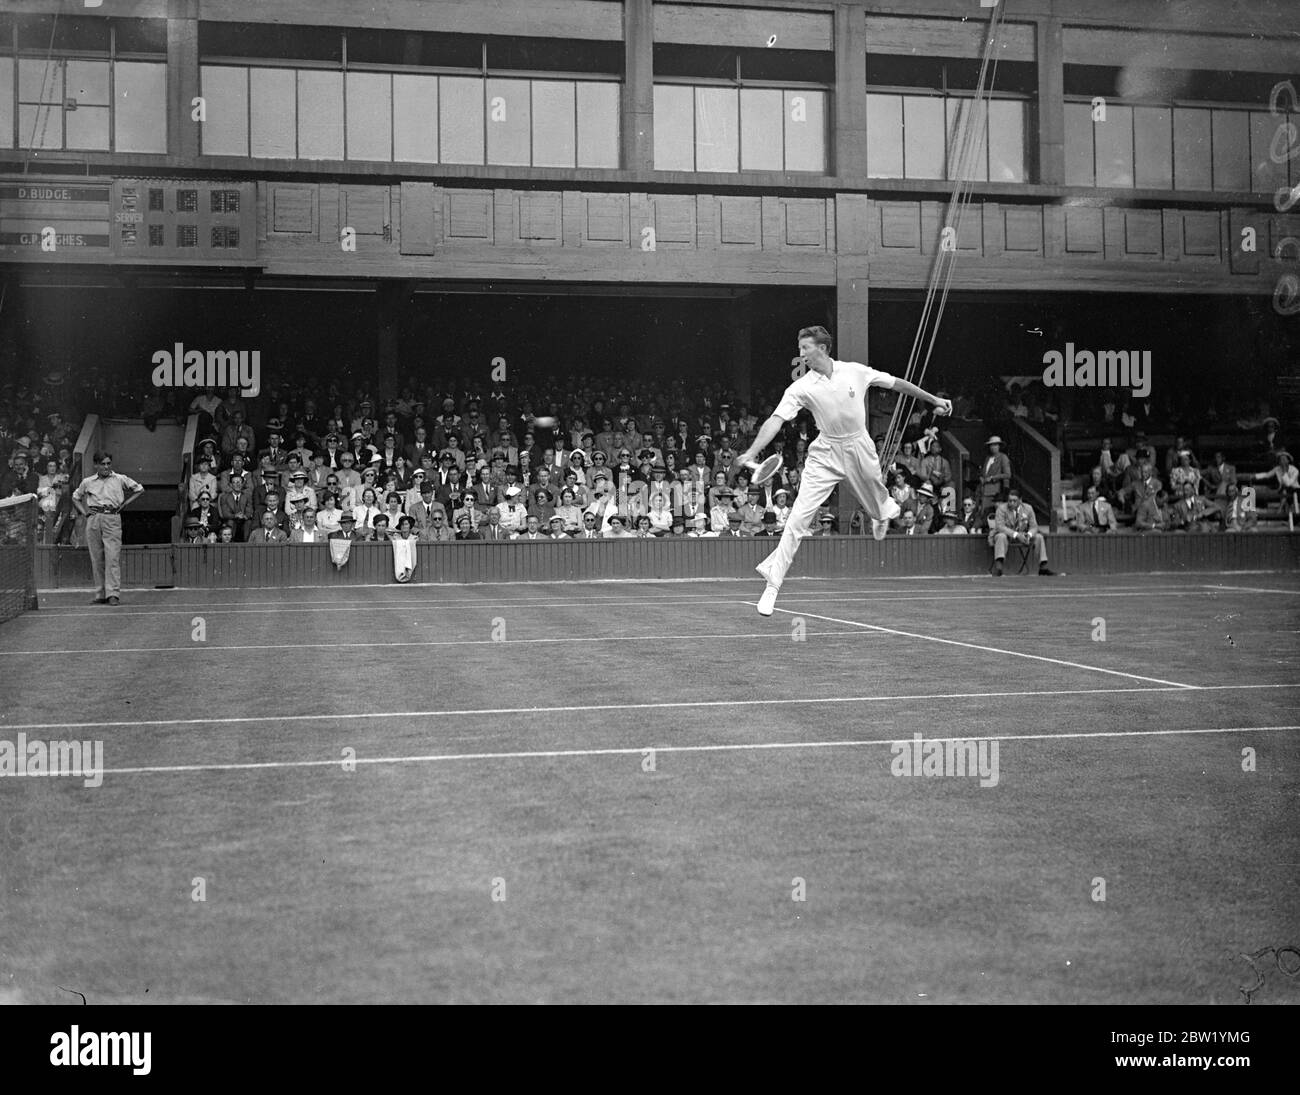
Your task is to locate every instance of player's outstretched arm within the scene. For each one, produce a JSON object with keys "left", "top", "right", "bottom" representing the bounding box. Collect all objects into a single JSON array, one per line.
[
  {"left": 737, "top": 414, "right": 788, "bottom": 468},
  {"left": 889, "top": 378, "right": 952, "bottom": 417}
]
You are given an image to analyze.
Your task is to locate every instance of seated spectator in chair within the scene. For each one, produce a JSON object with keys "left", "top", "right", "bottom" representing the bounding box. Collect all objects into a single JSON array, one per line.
[
  {"left": 913, "top": 482, "right": 940, "bottom": 533},
  {"left": 958, "top": 496, "right": 984, "bottom": 535},
  {"left": 1165, "top": 436, "right": 1196, "bottom": 479},
  {"left": 418, "top": 508, "right": 455, "bottom": 543},
  {"left": 217, "top": 452, "right": 248, "bottom": 494},
  {"left": 182, "top": 515, "right": 215, "bottom": 544},
  {"left": 1169, "top": 481, "right": 1217, "bottom": 532},
  {"left": 289, "top": 508, "right": 325, "bottom": 543},
  {"left": 768, "top": 487, "right": 793, "bottom": 534},
  {"left": 978, "top": 436, "right": 1012, "bottom": 510},
  {"left": 498, "top": 485, "right": 529, "bottom": 533},
  {"left": 37, "top": 471, "right": 72, "bottom": 545},
  {"left": 812, "top": 511, "right": 836, "bottom": 536},
  {"left": 381, "top": 490, "right": 406, "bottom": 528},
  {"left": 635, "top": 513, "right": 663, "bottom": 539},
  {"left": 919, "top": 444, "right": 952, "bottom": 494},
  {"left": 990, "top": 489, "right": 1055, "bottom": 576},
  {"left": 1071, "top": 485, "right": 1117, "bottom": 533},
  {"left": 217, "top": 522, "right": 236, "bottom": 544},
  {"left": 894, "top": 509, "right": 927, "bottom": 536},
  {"left": 247, "top": 509, "right": 288, "bottom": 544},
  {"left": 188, "top": 456, "right": 218, "bottom": 506},
  {"left": 478, "top": 508, "right": 510, "bottom": 541},
  {"left": 455, "top": 514, "right": 482, "bottom": 541},
  {"left": 408, "top": 481, "right": 445, "bottom": 531},
  {"left": 1084, "top": 465, "right": 1112, "bottom": 504},
  {"left": 895, "top": 440, "right": 922, "bottom": 481},
  {"left": 530, "top": 487, "right": 557, "bottom": 526},
  {"left": 1253, "top": 450, "right": 1298, "bottom": 519},
  {"left": 513, "top": 513, "right": 548, "bottom": 541},
  {"left": 189, "top": 490, "right": 221, "bottom": 539},
  {"left": 647, "top": 491, "right": 675, "bottom": 536},
  {"left": 717, "top": 510, "right": 748, "bottom": 537},
  {"left": 687, "top": 512, "right": 714, "bottom": 538},
  {"left": 888, "top": 470, "right": 916, "bottom": 528},
  {"left": 368, "top": 514, "right": 392, "bottom": 542},
  {"left": 1134, "top": 488, "right": 1171, "bottom": 532},
  {"left": 392, "top": 514, "right": 418, "bottom": 542},
  {"left": 709, "top": 487, "right": 736, "bottom": 533},
  {"left": 554, "top": 488, "right": 584, "bottom": 534},
  {"left": 1222, "top": 483, "right": 1259, "bottom": 532},
  {"left": 1168, "top": 450, "right": 1202, "bottom": 495},
  {"left": 352, "top": 487, "right": 382, "bottom": 532},
  {"left": 284, "top": 470, "right": 317, "bottom": 513},
  {"left": 604, "top": 513, "right": 633, "bottom": 538},
  {"left": 329, "top": 512, "right": 364, "bottom": 542},
  {"left": 1098, "top": 438, "right": 1118, "bottom": 485},
  {"left": 936, "top": 510, "right": 966, "bottom": 535},
  {"left": 1123, "top": 460, "right": 1163, "bottom": 513},
  {"left": 218, "top": 470, "right": 253, "bottom": 540},
  {"left": 575, "top": 510, "right": 603, "bottom": 539},
  {"left": 1204, "top": 451, "right": 1237, "bottom": 501},
  {"left": 315, "top": 491, "right": 343, "bottom": 535},
  {"left": 735, "top": 486, "right": 765, "bottom": 536}
]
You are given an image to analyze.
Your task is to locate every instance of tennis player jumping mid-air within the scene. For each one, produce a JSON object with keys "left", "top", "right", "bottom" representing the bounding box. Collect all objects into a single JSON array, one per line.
[{"left": 738, "top": 325, "right": 952, "bottom": 617}]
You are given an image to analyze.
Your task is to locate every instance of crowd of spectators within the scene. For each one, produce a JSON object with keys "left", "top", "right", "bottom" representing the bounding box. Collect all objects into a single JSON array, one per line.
[
  {"left": 0, "top": 374, "right": 81, "bottom": 545},
  {"left": 176, "top": 374, "right": 979, "bottom": 543},
  {"left": 1066, "top": 426, "right": 1295, "bottom": 533}
]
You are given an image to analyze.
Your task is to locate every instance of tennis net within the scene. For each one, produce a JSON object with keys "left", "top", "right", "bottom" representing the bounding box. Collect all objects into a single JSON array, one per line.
[{"left": 0, "top": 493, "right": 39, "bottom": 624}]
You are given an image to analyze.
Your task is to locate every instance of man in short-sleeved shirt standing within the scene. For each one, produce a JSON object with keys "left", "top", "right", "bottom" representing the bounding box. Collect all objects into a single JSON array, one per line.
[
  {"left": 71, "top": 450, "right": 144, "bottom": 605},
  {"left": 738, "top": 325, "right": 951, "bottom": 616}
]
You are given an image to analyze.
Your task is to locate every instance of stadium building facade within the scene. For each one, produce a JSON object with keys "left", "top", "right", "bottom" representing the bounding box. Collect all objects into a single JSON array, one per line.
[{"left": 1, "top": 0, "right": 1297, "bottom": 550}]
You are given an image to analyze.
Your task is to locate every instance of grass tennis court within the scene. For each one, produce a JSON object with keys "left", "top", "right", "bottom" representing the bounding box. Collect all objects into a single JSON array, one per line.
[{"left": 2, "top": 571, "right": 1298, "bottom": 1004}]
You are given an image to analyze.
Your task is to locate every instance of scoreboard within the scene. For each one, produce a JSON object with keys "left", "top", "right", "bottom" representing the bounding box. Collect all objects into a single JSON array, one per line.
[{"left": 0, "top": 177, "right": 257, "bottom": 263}]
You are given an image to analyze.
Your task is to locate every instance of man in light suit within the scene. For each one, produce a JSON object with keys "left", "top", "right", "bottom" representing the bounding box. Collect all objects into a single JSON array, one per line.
[
  {"left": 1070, "top": 485, "right": 1117, "bottom": 533},
  {"left": 989, "top": 489, "right": 1054, "bottom": 576}
]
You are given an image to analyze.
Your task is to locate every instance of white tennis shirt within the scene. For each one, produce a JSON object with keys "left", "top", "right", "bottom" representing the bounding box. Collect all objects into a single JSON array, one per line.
[{"left": 774, "top": 359, "right": 897, "bottom": 438}]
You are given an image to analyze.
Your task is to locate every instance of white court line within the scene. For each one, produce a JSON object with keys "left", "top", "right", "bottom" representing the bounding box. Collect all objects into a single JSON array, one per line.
[
  {"left": 24, "top": 723, "right": 1300, "bottom": 779},
  {"left": 762, "top": 605, "right": 1199, "bottom": 689},
  {"left": 26, "top": 586, "right": 1291, "bottom": 620},
  {"left": 1203, "top": 584, "right": 1300, "bottom": 595},
  {"left": 3, "top": 682, "right": 1296, "bottom": 733},
  {"left": 0, "top": 629, "right": 872, "bottom": 658}
]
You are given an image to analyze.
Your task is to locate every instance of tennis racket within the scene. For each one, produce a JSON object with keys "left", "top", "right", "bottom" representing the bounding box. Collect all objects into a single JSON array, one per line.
[{"left": 746, "top": 454, "right": 783, "bottom": 486}]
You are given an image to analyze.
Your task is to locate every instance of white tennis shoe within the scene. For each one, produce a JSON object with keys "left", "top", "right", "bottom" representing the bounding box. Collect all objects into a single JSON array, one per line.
[{"left": 757, "top": 584, "right": 779, "bottom": 616}]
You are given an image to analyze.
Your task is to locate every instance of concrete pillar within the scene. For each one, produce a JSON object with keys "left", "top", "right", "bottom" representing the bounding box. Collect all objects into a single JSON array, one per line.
[
  {"left": 623, "top": 0, "right": 655, "bottom": 173},
  {"left": 729, "top": 292, "right": 752, "bottom": 403},
  {"left": 376, "top": 282, "right": 411, "bottom": 402},
  {"left": 834, "top": 4, "right": 869, "bottom": 180},
  {"left": 1036, "top": 18, "right": 1065, "bottom": 186},
  {"left": 167, "top": 3, "right": 200, "bottom": 160}
]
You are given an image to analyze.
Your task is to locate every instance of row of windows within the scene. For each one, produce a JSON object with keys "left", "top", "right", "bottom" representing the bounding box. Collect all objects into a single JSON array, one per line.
[
  {"left": 3, "top": 52, "right": 1294, "bottom": 196},
  {"left": 0, "top": 57, "right": 165, "bottom": 153},
  {"left": 653, "top": 85, "right": 826, "bottom": 173},
  {"left": 865, "top": 93, "right": 1027, "bottom": 182},
  {"left": 200, "top": 66, "right": 620, "bottom": 167},
  {"left": 1064, "top": 101, "right": 1300, "bottom": 193}
]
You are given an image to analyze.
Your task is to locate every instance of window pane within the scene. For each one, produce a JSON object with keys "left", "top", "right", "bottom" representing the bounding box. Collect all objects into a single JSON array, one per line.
[
  {"left": 115, "top": 61, "right": 166, "bottom": 153},
  {"left": 1064, "top": 101, "right": 1095, "bottom": 186},
  {"left": 0, "top": 58, "right": 13, "bottom": 150},
  {"left": 576, "top": 81, "right": 619, "bottom": 168},
  {"left": 945, "top": 97, "right": 988, "bottom": 181},
  {"left": 249, "top": 67, "right": 296, "bottom": 158},
  {"left": 695, "top": 86, "right": 737, "bottom": 172},
  {"left": 1172, "top": 107, "right": 1211, "bottom": 190},
  {"left": 988, "top": 98, "right": 1025, "bottom": 182},
  {"left": 1211, "top": 109, "right": 1250, "bottom": 191},
  {"left": 866, "top": 93, "right": 903, "bottom": 178},
  {"left": 903, "top": 95, "right": 944, "bottom": 179},
  {"left": 201, "top": 65, "right": 248, "bottom": 156},
  {"left": 784, "top": 89, "right": 825, "bottom": 173},
  {"left": 486, "top": 77, "right": 530, "bottom": 166},
  {"left": 393, "top": 74, "right": 437, "bottom": 163},
  {"left": 66, "top": 105, "right": 109, "bottom": 150},
  {"left": 18, "top": 105, "right": 62, "bottom": 149},
  {"left": 1095, "top": 104, "right": 1133, "bottom": 186},
  {"left": 440, "top": 76, "right": 484, "bottom": 164},
  {"left": 532, "top": 80, "right": 575, "bottom": 168},
  {"left": 297, "top": 70, "right": 343, "bottom": 159},
  {"left": 65, "top": 60, "right": 110, "bottom": 106},
  {"left": 1251, "top": 111, "right": 1288, "bottom": 195},
  {"left": 653, "top": 84, "right": 694, "bottom": 170},
  {"left": 740, "top": 87, "right": 782, "bottom": 171},
  {"left": 1133, "top": 106, "right": 1172, "bottom": 189},
  {"left": 19, "top": 58, "right": 62, "bottom": 103},
  {"left": 346, "top": 72, "right": 391, "bottom": 161}
]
